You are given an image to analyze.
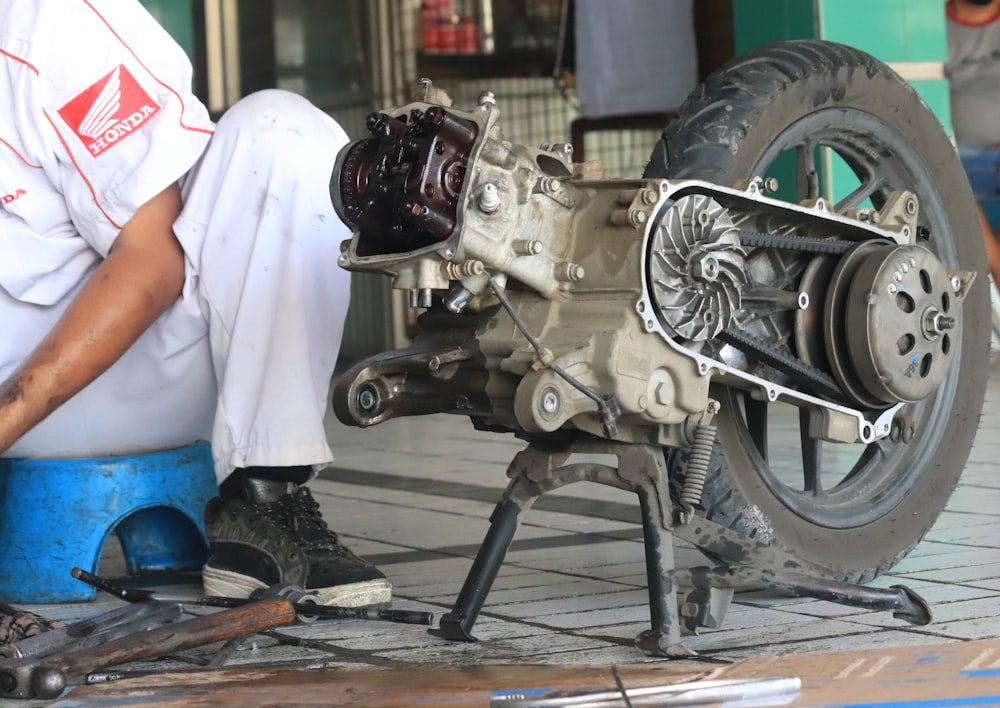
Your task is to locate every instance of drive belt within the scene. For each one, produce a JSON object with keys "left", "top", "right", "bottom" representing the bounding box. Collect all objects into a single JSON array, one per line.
[
  {"left": 717, "top": 327, "right": 846, "bottom": 402},
  {"left": 737, "top": 229, "right": 857, "bottom": 255}
]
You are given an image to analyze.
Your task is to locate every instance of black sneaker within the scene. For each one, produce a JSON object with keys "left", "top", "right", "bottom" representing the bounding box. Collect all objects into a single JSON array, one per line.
[{"left": 202, "top": 483, "right": 391, "bottom": 607}]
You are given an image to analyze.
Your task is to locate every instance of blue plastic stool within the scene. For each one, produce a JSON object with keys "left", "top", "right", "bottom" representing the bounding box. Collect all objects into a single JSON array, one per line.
[{"left": 0, "top": 441, "right": 218, "bottom": 603}]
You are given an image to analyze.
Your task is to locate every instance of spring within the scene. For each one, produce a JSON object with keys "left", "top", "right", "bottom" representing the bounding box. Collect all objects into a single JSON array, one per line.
[{"left": 678, "top": 422, "right": 717, "bottom": 515}]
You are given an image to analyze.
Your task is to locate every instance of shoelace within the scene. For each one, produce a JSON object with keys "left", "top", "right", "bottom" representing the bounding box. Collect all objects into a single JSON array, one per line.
[{"left": 258, "top": 487, "right": 345, "bottom": 552}]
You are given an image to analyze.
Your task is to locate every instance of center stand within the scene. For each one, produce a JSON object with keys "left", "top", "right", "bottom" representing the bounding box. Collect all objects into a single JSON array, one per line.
[{"left": 430, "top": 440, "right": 931, "bottom": 657}]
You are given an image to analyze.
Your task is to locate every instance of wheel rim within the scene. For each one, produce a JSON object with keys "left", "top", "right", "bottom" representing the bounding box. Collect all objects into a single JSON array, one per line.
[{"left": 718, "top": 108, "right": 962, "bottom": 530}]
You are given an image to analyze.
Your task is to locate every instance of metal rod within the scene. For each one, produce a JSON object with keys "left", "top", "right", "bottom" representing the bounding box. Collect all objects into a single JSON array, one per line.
[
  {"left": 70, "top": 568, "right": 434, "bottom": 626},
  {"left": 433, "top": 497, "right": 523, "bottom": 642}
]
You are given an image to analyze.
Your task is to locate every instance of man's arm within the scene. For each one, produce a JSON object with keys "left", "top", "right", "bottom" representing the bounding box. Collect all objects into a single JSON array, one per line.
[{"left": 0, "top": 183, "right": 186, "bottom": 453}]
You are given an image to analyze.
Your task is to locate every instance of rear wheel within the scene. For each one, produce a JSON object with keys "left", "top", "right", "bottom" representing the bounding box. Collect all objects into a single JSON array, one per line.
[{"left": 645, "top": 40, "right": 990, "bottom": 581}]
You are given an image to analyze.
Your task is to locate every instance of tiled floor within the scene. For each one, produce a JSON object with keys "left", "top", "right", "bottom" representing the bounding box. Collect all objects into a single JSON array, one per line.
[{"left": 9, "top": 352, "right": 1000, "bottom": 703}]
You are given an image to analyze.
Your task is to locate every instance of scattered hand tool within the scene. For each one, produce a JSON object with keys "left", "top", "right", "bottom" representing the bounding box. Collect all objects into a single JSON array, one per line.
[
  {"left": 0, "top": 600, "right": 183, "bottom": 659},
  {"left": 0, "top": 596, "right": 296, "bottom": 700},
  {"left": 72, "top": 567, "right": 434, "bottom": 626},
  {"left": 490, "top": 676, "right": 802, "bottom": 707},
  {"left": 0, "top": 605, "right": 63, "bottom": 645}
]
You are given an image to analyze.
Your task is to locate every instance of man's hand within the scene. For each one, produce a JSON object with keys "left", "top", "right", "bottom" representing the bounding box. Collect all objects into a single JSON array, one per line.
[{"left": 0, "top": 183, "right": 186, "bottom": 454}]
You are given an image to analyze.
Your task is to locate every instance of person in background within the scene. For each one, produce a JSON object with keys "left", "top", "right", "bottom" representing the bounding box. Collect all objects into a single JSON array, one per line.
[
  {"left": 946, "top": 0, "right": 1000, "bottom": 288},
  {"left": 0, "top": 0, "right": 391, "bottom": 606}
]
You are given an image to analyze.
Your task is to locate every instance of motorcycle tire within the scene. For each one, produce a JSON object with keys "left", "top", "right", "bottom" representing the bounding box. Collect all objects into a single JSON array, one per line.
[{"left": 644, "top": 39, "right": 990, "bottom": 582}]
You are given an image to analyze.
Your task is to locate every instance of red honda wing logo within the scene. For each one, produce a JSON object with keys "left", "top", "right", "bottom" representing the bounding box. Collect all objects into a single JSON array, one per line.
[{"left": 58, "top": 65, "right": 160, "bottom": 157}]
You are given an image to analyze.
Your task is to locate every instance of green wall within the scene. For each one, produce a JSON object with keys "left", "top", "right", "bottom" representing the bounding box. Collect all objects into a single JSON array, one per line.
[
  {"left": 732, "top": 0, "right": 951, "bottom": 202},
  {"left": 732, "top": 0, "right": 950, "bottom": 130},
  {"left": 140, "top": 0, "right": 195, "bottom": 59}
]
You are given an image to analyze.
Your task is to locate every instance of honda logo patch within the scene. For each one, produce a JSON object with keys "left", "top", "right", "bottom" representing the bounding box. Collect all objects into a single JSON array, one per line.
[{"left": 58, "top": 65, "right": 160, "bottom": 157}]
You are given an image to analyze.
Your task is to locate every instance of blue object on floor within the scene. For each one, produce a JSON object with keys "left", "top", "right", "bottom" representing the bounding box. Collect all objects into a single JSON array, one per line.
[{"left": 0, "top": 441, "right": 218, "bottom": 603}]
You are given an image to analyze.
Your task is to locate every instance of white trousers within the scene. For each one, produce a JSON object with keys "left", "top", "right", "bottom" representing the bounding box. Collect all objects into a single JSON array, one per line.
[{"left": 0, "top": 90, "right": 352, "bottom": 482}]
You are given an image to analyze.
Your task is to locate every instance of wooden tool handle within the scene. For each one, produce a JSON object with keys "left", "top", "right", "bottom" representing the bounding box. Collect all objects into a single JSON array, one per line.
[{"left": 52, "top": 597, "right": 296, "bottom": 681}]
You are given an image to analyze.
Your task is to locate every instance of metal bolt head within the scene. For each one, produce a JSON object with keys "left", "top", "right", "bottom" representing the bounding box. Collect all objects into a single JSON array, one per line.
[
  {"left": 539, "top": 387, "right": 561, "bottom": 419},
  {"left": 691, "top": 256, "right": 720, "bottom": 282},
  {"left": 628, "top": 209, "right": 648, "bottom": 227},
  {"left": 356, "top": 385, "right": 379, "bottom": 413}
]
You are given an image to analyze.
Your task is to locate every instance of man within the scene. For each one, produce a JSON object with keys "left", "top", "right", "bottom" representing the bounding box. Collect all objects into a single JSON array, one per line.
[
  {"left": 0, "top": 0, "right": 390, "bottom": 606},
  {"left": 946, "top": 0, "right": 1000, "bottom": 288}
]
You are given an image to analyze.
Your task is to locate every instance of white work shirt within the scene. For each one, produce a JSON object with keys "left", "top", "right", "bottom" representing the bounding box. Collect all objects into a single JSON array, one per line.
[
  {"left": 0, "top": 0, "right": 213, "bottom": 305},
  {"left": 0, "top": 0, "right": 351, "bottom": 476}
]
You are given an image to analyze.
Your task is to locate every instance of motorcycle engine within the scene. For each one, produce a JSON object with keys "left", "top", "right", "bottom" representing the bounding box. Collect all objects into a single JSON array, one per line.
[{"left": 330, "top": 81, "right": 971, "bottom": 450}]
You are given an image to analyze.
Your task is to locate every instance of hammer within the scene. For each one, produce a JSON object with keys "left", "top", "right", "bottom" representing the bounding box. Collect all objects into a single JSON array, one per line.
[{"left": 0, "top": 596, "right": 296, "bottom": 699}]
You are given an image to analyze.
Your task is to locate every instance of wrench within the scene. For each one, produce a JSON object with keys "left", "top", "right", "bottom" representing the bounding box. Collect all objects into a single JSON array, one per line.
[{"left": 0, "top": 596, "right": 296, "bottom": 699}]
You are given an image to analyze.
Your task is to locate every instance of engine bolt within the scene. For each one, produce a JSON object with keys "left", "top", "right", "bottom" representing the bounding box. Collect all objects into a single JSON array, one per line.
[
  {"left": 763, "top": 177, "right": 780, "bottom": 193},
  {"left": 555, "top": 262, "right": 585, "bottom": 282},
  {"left": 513, "top": 239, "right": 543, "bottom": 255},
  {"left": 356, "top": 385, "right": 379, "bottom": 413},
  {"left": 539, "top": 387, "right": 561, "bottom": 419},
  {"left": 628, "top": 209, "right": 648, "bottom": 227}
]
